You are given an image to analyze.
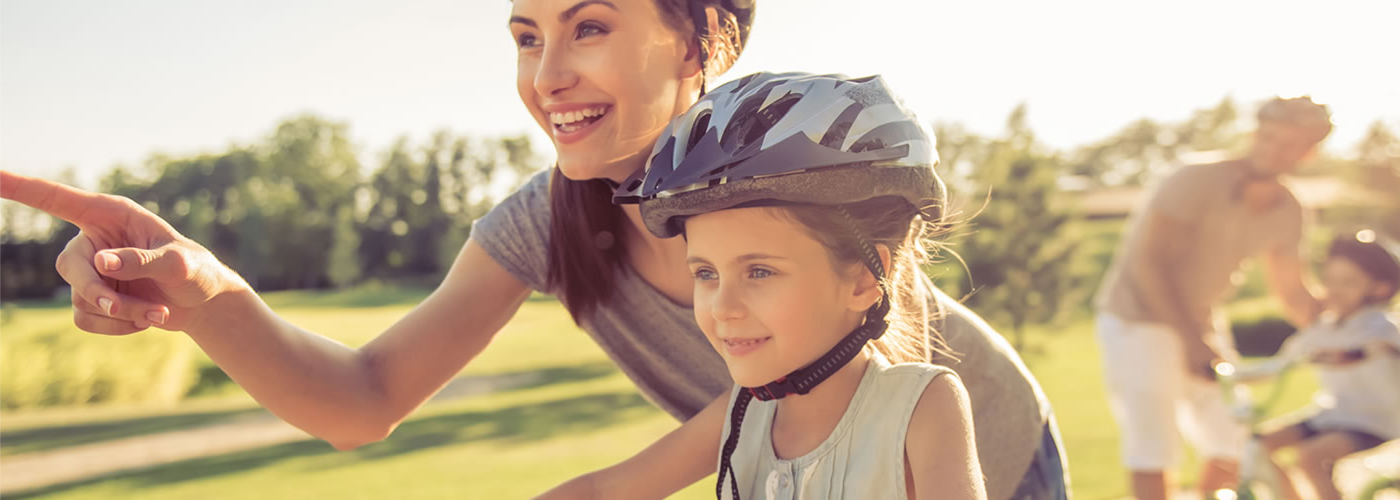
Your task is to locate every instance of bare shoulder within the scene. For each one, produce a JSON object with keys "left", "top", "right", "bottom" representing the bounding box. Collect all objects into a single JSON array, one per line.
[
  {"left": 906, "top": 371, "right": 972, "bottom": 445},
  {"left": 905, "top": 371, "right": 984, "bottom": 499}
]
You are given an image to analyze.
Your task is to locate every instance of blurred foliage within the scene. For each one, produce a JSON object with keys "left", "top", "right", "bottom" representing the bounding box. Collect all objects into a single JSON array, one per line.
[
  {"left": 1066, "top": 97, "right": 1247, "bottom": 186},
  {"left": 1318, "top": 121, "right": 1400, "bottom": 241},
  {"left": 1, "top": 103, "right": 1392, "bottom": 326},
  {"left": 0, "top": 309, "right": 194, "bottom": 409},
  {"left": 934, "top": 105, "right": 1093, "bottom": 350},
  {"left": 1, "top": 115, "right": 541, "bottom": 298},
  {"left": 931, "top": 101, "right": 1395, "bottom": 350}
]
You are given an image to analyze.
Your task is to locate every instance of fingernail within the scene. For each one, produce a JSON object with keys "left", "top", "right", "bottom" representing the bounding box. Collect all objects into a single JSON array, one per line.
[
  {"left": 98, "top": 297, "right": 114, "bottom": 316},
  {"left": 100, "top": 252, "right": 122, "bottom": 272},
  {"left": 146, "top": 310, "right": 167, "bottom": 325},
  {"left": 134, "top": 321, "right": 151, "bottom": 330}
]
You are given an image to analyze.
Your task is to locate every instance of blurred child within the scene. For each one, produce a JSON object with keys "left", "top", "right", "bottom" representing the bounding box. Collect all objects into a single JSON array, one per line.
[{"left": 1260, "top": 230, "right": 1400, "bottom": 500}]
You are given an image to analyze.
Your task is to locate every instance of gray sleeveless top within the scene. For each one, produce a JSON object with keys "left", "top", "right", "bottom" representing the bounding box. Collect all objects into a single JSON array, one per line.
[{"left": 719, "top": 353, "right": 955, "bottom": 500}]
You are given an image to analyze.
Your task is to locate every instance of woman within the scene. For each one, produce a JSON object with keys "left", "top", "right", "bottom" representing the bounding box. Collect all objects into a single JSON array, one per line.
[{"left": 0, "top": 1, "right": 1065, "bottom": 498}]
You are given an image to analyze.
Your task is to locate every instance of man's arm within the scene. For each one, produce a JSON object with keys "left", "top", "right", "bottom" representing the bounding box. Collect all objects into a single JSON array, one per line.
[{"left": 1262, "top": 244, "right": 1321, "bottom": 329}]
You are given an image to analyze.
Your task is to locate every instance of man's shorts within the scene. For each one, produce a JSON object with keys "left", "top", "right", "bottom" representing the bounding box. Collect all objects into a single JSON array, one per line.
[{"left": 1095, "top": 313, "right": 1247, "bottom": 470}]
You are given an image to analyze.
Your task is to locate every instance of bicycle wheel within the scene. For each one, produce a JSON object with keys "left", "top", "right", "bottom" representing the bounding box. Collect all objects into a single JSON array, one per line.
[
  {"left": 1210, "top": 481, "right": 1284, "bottom": 500},
  {"left": 1358, "top": 476, "right": 1400, "bottom": 500}
]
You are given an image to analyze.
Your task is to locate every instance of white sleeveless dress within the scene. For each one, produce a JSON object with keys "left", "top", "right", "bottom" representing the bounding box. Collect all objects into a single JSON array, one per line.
[{"left": 718, "top": 353, "right": 956, "bottom": 500}]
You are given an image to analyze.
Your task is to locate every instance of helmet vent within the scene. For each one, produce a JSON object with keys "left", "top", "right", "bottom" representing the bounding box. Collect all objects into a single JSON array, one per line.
[{"left": 688, "top": 112, "right": 712, "bottom": 152}]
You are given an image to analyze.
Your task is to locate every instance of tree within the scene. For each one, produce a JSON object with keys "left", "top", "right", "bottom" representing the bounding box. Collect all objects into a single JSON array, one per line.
[
  {"left": 938, "top": 105, "right": 1095, "bottom": 351},
  {"left": 1067, "top": 97, "right": 1245, "bottom": 186},
  {"left": 327, "top": 205, "right": 362, "bottom": 288},
  {"left": 360, "top": 131, "right": 541, "bottom": 280},
  {"left": 1334, "top": 121, "right": 1400, "bottom": 239}
]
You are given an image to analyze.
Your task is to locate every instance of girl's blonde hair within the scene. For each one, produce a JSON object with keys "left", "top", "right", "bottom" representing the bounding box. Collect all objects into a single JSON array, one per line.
[{"left": 775, "top": 197, "right": 951, "bottom": 364}]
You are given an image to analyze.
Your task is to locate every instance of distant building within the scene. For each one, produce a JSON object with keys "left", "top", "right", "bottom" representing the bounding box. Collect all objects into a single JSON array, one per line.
[{"left": 1071, "top": 175, "right": 1369, "bottom": 220}]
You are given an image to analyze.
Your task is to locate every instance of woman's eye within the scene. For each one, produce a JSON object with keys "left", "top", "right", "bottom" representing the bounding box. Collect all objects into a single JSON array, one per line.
[
  {"left": 576, "top": 22, "right": 608, "bottom": 39},
  {"left": 516, "top": 33, "right": 539, "bottom": 48},
  {"left": 693, "top": 269, "right": 718, "bottom": 281},
  {"left": 749, "top": 268, "right": 773, "bottom": 279}
]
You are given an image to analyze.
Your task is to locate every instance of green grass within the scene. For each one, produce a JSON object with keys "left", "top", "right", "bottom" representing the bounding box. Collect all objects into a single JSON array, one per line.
[
  {"left": 1019, "top": 318, "right": 1317, "bottom": 499},
  {"left": 1, "top": 288, "right": 716, "bottom": 499},
  {"left": 0, "top": 286, "right": 1321, "bottom": 499},
  {"left": 0, "top": 300, "right": 195, "bottom": 410}
]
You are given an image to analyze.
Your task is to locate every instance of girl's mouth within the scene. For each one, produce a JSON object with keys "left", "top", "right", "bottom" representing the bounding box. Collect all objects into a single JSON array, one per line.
[{"left": 722, "top": 336, "right": 770, "bottom": 357}]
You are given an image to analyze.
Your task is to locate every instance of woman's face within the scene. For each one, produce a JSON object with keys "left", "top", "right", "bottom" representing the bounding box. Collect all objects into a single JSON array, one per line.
[{"left": 510, "top": 0, "right": 703, "bottom": 182}]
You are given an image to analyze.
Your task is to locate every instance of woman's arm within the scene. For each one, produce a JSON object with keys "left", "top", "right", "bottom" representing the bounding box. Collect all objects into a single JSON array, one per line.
[
  {"left": 187, "top": 240, "right": 531, "bottom": 450},
  {"left": 906, "top": 374, "right": 986, "bottom": 500},
  {"left": 535, "top": 392, "right": 730, "bottom": 500},
  {"left": 1, "top": 170, "right": 533, "bottom": 450}
]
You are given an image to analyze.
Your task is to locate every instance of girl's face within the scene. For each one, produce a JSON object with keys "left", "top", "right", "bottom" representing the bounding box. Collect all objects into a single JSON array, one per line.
[
  {"left": 1320, "top": 256, "right": 1391, "bottom": 317},
  {"left": 685, "top": 208, "right": 881, "bottom": 387},
  {"left": 510, "top": 0, "right": 702, "bottom": 182}
]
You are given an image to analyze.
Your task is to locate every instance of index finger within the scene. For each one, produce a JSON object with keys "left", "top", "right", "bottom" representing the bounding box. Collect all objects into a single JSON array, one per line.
[{"left": 0, "top": 170, "right": 100, "bottom": 225}]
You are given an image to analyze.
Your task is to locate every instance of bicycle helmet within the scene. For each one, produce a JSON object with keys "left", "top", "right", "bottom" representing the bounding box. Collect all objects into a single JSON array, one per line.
[
  {"left": 1330, "top": 229, "right": 1400, "bottom": 302},
  {"left": 614, "top": 71, "right": 945, "bottom": 237}
]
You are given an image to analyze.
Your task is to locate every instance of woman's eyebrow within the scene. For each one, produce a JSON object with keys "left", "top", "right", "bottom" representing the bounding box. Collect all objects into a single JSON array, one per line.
[
  {"left": 560, "top": 0, "right": 619, "bottom": 23},
  {"left": 511, "top": 0, "right": 619, "bottom": 29}
]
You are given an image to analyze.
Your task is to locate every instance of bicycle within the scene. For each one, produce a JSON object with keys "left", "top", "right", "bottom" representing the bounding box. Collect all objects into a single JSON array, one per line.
[
  {"left": 1207, "top": 359, "right": 1297, "bottom": 500},
  {"left": 1355, "top": 447, "right": 1400, "bottom": 500},
  {"left": 1209, "top": 347, "right": 1400, "bottom": 500}
]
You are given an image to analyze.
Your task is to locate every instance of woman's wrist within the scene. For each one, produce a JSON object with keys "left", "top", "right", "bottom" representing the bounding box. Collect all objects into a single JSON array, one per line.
[{"left": 182, "top": 267, "right": 261, "bottom": 338}]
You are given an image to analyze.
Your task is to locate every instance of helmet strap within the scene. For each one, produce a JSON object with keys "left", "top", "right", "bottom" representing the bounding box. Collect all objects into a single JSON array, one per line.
[{"left": 716, "top": 205, "right": 890, "bottom": 499}]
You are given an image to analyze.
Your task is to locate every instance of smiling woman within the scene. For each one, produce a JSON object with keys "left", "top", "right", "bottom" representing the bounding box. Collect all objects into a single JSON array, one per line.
[
  {"left": 0, "top": 0, "right": 1064, "bottom": 498},
  {"left": 509, "top": 0, "right": 752, "bottom": 323}
]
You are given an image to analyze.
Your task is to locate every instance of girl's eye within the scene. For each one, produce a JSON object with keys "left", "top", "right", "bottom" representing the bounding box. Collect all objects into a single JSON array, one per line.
[
  {"left": 749, "top": 268, "right": 774, "bottom": 279},
  {"left": 693, "top": 268, "right": 718, "bottom": 281},
  {"left": 576, "top": 22, "right": 608, "bottom": 39},
  {"left": 516, "top": 33, "right": 539, "bottom": 48}
]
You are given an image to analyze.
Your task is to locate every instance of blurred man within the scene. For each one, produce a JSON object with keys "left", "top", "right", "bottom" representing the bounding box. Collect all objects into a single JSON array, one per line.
[{"left": 1093, "top": 97, "right": 1330, "bottom": 500}]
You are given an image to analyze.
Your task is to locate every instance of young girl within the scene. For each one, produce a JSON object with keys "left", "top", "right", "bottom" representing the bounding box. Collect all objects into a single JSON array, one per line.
[
  {"left": 540, "top": 72, "right": 985, "bottom": 499},
  {"left": 1259, "top": 230, "right": 1400, "bottom": 500}
]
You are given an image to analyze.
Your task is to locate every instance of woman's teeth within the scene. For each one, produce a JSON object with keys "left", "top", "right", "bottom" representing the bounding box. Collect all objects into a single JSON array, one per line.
[{"left": 550, "top": 106, "right": 609, "bottom": 131}]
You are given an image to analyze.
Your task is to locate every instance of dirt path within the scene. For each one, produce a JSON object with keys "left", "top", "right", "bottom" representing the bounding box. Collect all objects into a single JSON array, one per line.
[
  {"left": 3, "top": 373, "right": 1395, "bottom": 497},
  {"left": 0, "top": 371, "right": 544, "bottom": 495}
]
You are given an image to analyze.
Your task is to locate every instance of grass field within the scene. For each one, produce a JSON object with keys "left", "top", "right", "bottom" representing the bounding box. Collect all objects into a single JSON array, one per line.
[{"left": 0, "top": 286, "right": 1320, "bottom": 499}]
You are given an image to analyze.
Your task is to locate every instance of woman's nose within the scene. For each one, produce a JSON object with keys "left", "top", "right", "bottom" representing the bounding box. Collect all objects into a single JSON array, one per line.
[{"left": 534, "top": 44, "right": 579, "bottom": 97}]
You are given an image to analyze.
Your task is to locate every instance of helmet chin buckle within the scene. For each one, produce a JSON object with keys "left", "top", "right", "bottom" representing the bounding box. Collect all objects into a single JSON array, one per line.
[{"left": 747, "top": 376, "right": 791, "bottom": 400}]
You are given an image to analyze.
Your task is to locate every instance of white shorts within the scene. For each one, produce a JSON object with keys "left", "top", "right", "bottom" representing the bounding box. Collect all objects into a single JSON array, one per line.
[{"left": 1095, "top": 313, "right": 1246, "bottom": 471}]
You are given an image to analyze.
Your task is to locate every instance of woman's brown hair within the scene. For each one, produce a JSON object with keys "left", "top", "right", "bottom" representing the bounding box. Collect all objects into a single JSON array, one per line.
[{"left": 546, "top": 1, "right": 748, "bottom": 324}]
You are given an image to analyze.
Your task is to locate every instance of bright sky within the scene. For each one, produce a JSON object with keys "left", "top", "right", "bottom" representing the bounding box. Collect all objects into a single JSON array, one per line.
[{"left": 3, "top": 0, "right": 1397, "bottom": 189}]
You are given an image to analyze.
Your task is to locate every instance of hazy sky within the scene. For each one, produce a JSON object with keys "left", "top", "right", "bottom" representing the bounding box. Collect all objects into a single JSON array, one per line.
[{"left": 3, "top": 0, "right": 1397, "bottom": 188}]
